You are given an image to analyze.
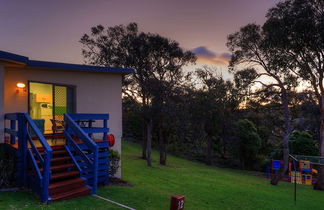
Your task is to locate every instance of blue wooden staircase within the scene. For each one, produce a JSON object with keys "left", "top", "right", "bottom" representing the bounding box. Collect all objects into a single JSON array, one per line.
[{"left": 4, "top": 113, "right": 111, "bottom": 202}]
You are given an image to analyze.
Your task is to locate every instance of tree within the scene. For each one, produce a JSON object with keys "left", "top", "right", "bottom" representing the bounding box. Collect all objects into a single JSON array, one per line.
[
  {"left": 289, "top": 130, "right": 319, "bottom": 156},
  {"left": 80, "top": 23, "right": 196, "bottom": 166},
  {"left": 147, "top": 34, "right": 196, "bottom": 165},
  {"left": 235, "top": 119, "right": 262, "bottom": 169},
  {"left": 227, "top": 23, "right": 298, "bottom": 184},
  {"left": 263, "top": 0, "right": 324, "bottom": 189},
  {"left": 195, "top": 66, "right": 240, "bottom": 165}
]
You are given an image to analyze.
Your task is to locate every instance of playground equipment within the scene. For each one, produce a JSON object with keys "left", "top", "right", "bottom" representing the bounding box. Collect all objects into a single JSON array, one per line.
[
  {"left": 268, "top": 155, "right": 323, "bottom": 204},
  {"left": 268, "top": 158, "right": 317, "bottom": 185},
  {"left": 289, "top": 160, "right": 313, "bottom": 185}
]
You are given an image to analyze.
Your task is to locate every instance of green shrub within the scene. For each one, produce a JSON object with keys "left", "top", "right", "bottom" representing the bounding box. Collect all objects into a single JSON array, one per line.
[
  {"left": 235, "top": 119, "right": 262, "bottom": 169},
  {"left": 0, "top": 145, "right": 16, "bottom": 188},
  {"left": 109, "top": 149, "right": 121, "bottom": 177},
  {"left": 289, "top": 130, "right": 319, "bottom": 156}
]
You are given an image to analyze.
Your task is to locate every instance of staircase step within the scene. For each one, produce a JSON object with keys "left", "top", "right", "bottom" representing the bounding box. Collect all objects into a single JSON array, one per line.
[
  {"left": 38, "top": 145, "right": 64, "bottom": 151},
  {"left": 40, "top": 150, "right": 68, "bottom": 156},
  {"left": 51, "top": 171, "right": 79, "bottom": 181},
  {"left": 36, "top": 156, "right": 71, "bottom": 165},
  {"left": 51, "top": 156, "right": 71, "bottom": 164},
  {"left": 50, "top": 186, "right": 91, "bottom": 201},
  {"left": 49, "top": 177, "right": 85, "bottom": 195},
  {"left": 28, "top": 163, "right": 75, "bottom": 174},
  {"left": 51, "top": 163, "right": 75, "bottom": 172}
]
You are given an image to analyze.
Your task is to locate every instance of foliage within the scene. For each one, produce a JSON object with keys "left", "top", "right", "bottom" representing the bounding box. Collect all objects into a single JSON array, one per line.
[
  {"left": 81, "top": 22, "right": 196, "bottom": 166},
  {"left": 235, "top": 119, "right": 262, "bottom": 169},
  {"left": 262, "top": 0, "right": 324, "bottom": 189},
  {"left": 0, "top": 145, "right": 16, "bottom": 188},
  {"left": 109, "top": 149, "right": 121, "bottom": 177},
  {"left": 289, "top": 130, "right": 319, "bottom": 156}
]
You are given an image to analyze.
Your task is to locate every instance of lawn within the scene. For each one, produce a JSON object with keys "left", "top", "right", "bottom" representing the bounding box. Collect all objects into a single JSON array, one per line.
[{"left": 1, "top": 140, "right": 324, "bottom": 210}]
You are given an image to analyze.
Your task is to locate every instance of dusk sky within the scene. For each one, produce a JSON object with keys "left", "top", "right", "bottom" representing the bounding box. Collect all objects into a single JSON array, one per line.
[{"left": 0, "top": 0, "right": 280, "bottom": 77}]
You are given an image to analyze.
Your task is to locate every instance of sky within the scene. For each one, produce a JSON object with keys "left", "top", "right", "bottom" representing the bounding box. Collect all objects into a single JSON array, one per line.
[{"left": 0, "top": 0, "right": 280, "bottom": 78}]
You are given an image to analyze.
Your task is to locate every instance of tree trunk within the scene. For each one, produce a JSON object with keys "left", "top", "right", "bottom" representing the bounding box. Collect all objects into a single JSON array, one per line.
[
  {"left": 206, "top": 135, "right": 213, "bottom": 166},
  {"left": 146, "top": 118, "right": 152, "bottom": 167},
  {"left": 159, "top": 126, "right": 167, "bottom": 165},
  {"left": 241, "top": 158, "right": 245, "bottom": 170},
  {"left": 142, "top": 122, "right": 147, "bottom": 159},
  {"left": 314, "top": 95, "right": 324, "bottom": 190},
  {"left": 142, "top": 95, "right": 148, "bottom": 160},
  {"left": 271, "top": 133, "right": 289, "bottom": 185},
  {"left": 271, "top": 89, "right": 291, "bottom": 185}
]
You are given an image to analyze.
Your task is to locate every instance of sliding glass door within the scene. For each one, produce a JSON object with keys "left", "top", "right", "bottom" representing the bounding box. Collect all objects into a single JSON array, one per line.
[{"left": 29, "top": 82, "right": 75, "bottom": 134}]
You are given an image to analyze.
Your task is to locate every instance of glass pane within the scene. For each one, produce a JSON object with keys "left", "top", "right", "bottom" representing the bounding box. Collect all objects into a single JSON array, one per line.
[
  {"left": 54, "top": 86, "right": 67, "bottom": 122},
  {"left": 29, "top": 82, "right": 53, "bottom": 134}
]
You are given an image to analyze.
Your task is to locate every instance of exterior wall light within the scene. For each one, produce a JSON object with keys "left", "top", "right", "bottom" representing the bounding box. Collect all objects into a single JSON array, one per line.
[
  {"left": 17, "top": 82, "right": 26, "bottom": 88},
  {"left": 16, "top": 82, "right": 27, "bottom": 93}
]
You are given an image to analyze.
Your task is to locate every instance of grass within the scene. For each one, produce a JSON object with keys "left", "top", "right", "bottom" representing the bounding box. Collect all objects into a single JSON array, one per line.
[{"left": 1, "top": 140, "right": 324, "bottom": 209}]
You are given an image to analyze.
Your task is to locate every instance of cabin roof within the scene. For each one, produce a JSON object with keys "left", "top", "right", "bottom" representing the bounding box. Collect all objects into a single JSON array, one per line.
[{"left": 0, "top": 50, "right": 134, "bottom": 74}]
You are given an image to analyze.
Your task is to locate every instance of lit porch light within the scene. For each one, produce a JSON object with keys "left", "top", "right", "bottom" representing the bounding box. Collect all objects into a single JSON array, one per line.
[
  {"left": 16, "top": 82, "right": 26, "bottom": 88},
  {"left": 16, "top": 82, "right": 26, "bottom": 93}
]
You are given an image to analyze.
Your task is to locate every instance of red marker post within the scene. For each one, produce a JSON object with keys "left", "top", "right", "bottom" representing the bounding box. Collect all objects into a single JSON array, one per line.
[{"left": 170, "top": 195, "right": 185, "bottom": 210}]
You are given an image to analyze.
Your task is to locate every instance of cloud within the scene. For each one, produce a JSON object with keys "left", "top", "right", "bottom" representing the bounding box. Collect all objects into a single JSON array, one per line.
[
  {"left": 221, "top": 52, "right": 231, "bottom": 60},
  {"left": 192, "top": 46, "right": 216, "bottom": 58},
  {"left": 192, "top": 46, "right": 231, "bottom": 66}
]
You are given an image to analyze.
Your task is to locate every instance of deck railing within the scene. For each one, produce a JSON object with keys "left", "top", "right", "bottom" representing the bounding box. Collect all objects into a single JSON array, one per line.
[
  {"left": 4, "top": 112, "right": 109, "bottom": 201},
  {"left": 64, "top": 113, "right": 99, "bottom": 194},
  {"left": 4, "top": 113, "right": 52, "bottom": 202},
  {"left": 24, "top": 113, "right": 52, "bottom": 202}
]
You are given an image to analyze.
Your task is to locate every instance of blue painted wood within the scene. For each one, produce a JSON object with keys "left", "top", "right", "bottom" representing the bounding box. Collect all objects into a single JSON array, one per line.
[
  {"left": 4, "top": 114, "right": 19, "bottom": 146},
  {"left": 65, "top": 114, "right": 97, "bottom": 150},
  {"left": 64, "top": 145, "right": 82, "bottom": 173},
  {"left": 24, "top": 113, "right": 52, "bottom": 203},
  {"left": 65, "top": 133, "right": 92, "bottom": 165},
  {"left": 5, "top": 112, "right": 111, "bottom": 201},
  {"left": 41, "top": 151, "right": 51, "bottom": 203},
  {"left": 27, "top": 134, "right": 44, "bottom": 166},
  {"left": 24, "top": 114, "right": 52, "bottom": 152},
  {"left": 10, "top": 120, "right": 16, "bottom": 144},
  {"left": 4, "top": 128, "right": 17, "bottom": 136},
  {"left": 27, "top": 150, "right": 42, "bottom": 180},
  {"left": 82, "top": 127, "right": 109, "bottom": 134},
  {"left": 19, "top": 113, "right": 28, "bottom": 188},
  {"left": 4, "top": 113, "right": 18, "bottom": 120},
  {"left": 65, "top": 113, "right": 98, "bottom": 194},
  {"left": 103, "top": 119, "right": 108, "bottom": 140},
  {"left": 68, "top": 113, "right": 109, "bottom": 121},
  {"left": 4, "top": 112, "right": 52, "bottom": 202}
]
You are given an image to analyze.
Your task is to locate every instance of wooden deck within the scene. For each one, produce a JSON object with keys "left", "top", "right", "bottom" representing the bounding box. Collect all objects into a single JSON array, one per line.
[
  {"left": 4, "top": 135, "right": 66, "bottom": 149},
  {"left": 4, "top": 135, "right": 107, "bottom": 150}
]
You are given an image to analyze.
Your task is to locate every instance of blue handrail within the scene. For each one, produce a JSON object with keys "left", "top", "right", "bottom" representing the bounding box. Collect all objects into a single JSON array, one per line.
[
  {"left": 4, "top": 113, "right": 52, "bottom": 202},
  {"left": 24, "top": 113, "right": 52, "bottom": 202},
  {"left": 64, "top": 113, "right": 98, "bottom": 194}
]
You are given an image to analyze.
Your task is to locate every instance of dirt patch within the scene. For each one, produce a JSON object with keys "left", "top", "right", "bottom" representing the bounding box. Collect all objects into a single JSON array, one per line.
[{"left": 109, "top": 178, "right": 133, "bottom": 187}]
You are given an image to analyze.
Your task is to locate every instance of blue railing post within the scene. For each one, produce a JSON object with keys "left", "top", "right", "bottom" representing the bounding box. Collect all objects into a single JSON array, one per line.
[
  {"left": 41, "top": 150, "right": 52, "bottom": 202},
  {"left": 103, "top": 119, "right": 107, "bottom": 141},
  {"left": 92, "top": 147, "right": 98, "bottom": 194},
  {"left": 10, "top": 119, "right": 16, "bottom": 144},
  {"left": 17, "top": 113, "right": 28, "bottom": 187},
  {"left": 64, "top": 113, "right": 108, "bottom": 194}
]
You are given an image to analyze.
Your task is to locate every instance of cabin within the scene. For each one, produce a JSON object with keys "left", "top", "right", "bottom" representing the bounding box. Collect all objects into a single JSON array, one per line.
[{"left": 0, "top": 50, "right": 133, "bottom": 202}]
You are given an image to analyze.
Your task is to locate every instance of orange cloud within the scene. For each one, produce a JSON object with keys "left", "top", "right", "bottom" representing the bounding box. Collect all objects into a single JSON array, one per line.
[{"left": 192, "top": 46, "right": 231, "bottom": 66}]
